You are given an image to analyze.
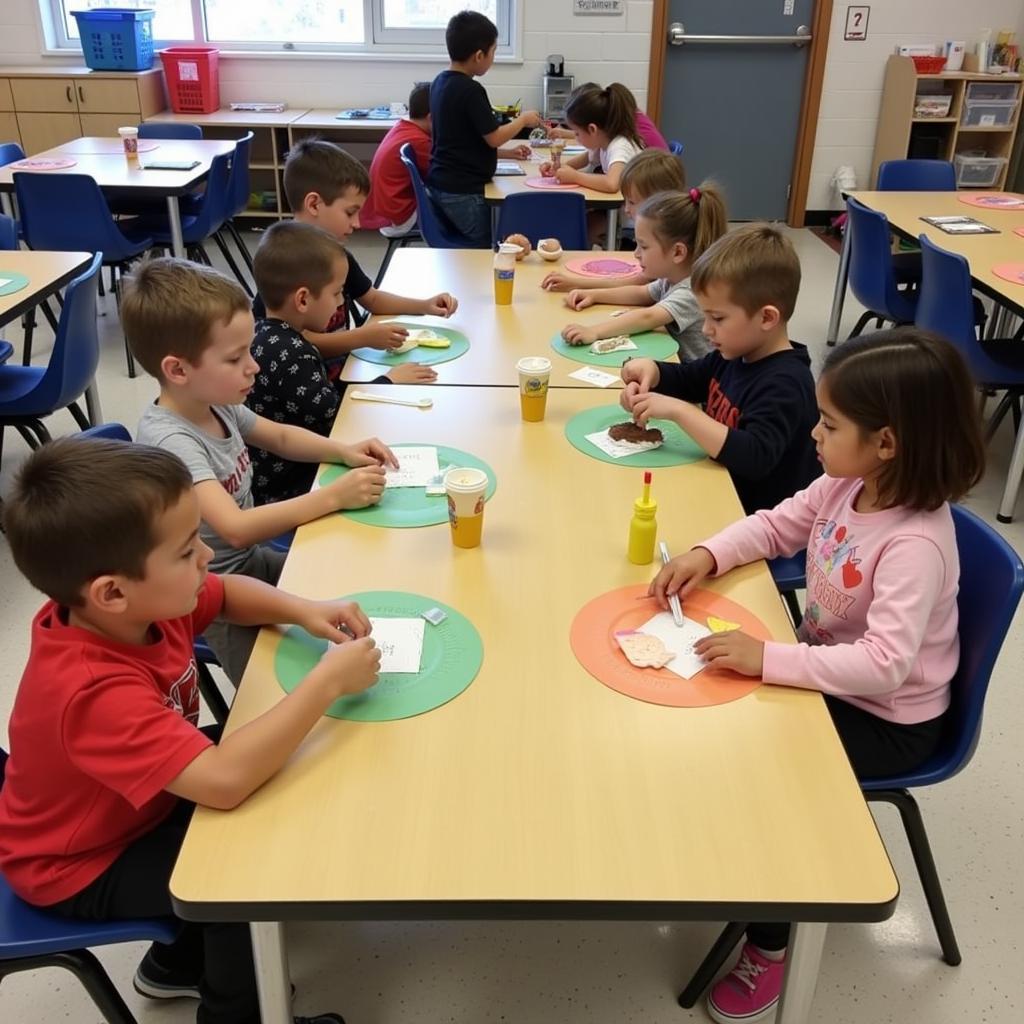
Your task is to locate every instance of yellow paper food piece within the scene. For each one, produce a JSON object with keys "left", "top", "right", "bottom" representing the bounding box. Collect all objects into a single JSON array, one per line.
[
  {"left": 707, "top": 616, "right": 741, "bottom": 634},
  {"left": 407, "top": 329, "right": 450, "bottom": 348}
]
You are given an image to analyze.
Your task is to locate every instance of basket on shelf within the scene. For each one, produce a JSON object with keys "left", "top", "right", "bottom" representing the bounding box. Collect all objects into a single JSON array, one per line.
[
  {"left": 71, "top": 8, "right": 154, "bottom": 72},
  {"left": 911, "top": 56, "right": 947, "bottom": 74},
  {"left": 159, "top": 46, "right": 220, "bottom": 113}
]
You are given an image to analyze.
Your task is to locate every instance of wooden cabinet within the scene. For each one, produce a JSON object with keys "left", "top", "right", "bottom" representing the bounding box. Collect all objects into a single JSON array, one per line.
[{"left": 0, "top": 66, "right": 166, "bottom": 154}]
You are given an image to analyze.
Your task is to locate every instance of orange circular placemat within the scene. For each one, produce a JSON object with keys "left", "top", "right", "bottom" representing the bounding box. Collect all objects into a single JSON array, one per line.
[
  {"left": 958, "top": 193, "right": 1024, "bottom": 210},
  {"left": 992, "top": 262, "right": 1024, "bottom": 286},
  {"left": 524, "top": 177, "right": 581, "bottom": 190},
  {"left": 570, "top": 584, "right": 770, "bottom": 708}
]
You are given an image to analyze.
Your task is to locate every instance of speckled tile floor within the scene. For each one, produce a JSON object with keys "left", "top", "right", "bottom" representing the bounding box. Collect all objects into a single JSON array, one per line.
[{"left": 1, "top": 228, "right": 1021, "bottom": 1023}]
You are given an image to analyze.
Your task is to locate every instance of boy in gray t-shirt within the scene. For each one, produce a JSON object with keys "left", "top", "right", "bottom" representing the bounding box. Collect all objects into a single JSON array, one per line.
[{"left": 124, "top": 258, "right": 397, "bottom": 684}]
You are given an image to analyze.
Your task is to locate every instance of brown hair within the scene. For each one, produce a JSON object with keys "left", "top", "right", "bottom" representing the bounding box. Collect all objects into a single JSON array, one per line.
[
  {"left": 564, "top": 82, "right": 643, "bottom": 148},
  {"left": 121, "top": 257, "right": 250, "bottom": 379},
  {"left": 408, "top": 81, "right": 431, "bottom": 120},
  {"left": 254, "top": 220, "right": 348, "bottom": 312},
  {"left": 283, "top": 137, "right": 370, "bottom": 212},
  {"left": 619, "top": 149, "right": 687, "bottom": 201},
  {"left": 691, "top": 223, "right": 801, "bottom": 321},
  {"left": 821, "top": 328, "right": 985, "bottom": 511},
  {"left": 3, "top": 438, "right": 193, "bottom": 607},
  {"left": 636, "top": 182, "right": 727, "bottom": 265}
]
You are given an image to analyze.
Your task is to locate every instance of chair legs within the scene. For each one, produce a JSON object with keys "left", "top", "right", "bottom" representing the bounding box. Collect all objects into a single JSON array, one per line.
[
  {"left": 847, "top": 310, "right": 884, "bottom": 339},
  {"left": 866, "top": 789, "right": 961, "bottom": 966},
  {"left": 211, "top": 230, "right": 252, "bottom": 296},
  {"left": 782, "top": 589, "right": 803, "bottom": 628},
  {"left": 68, "top": 401, "right": 91, "bottom": 432},
  {"left": 225, "top": 218, "right": 255, "bottom": 275},
  {"left": 110, "top": 265, "right": 136, "bottom": 379},
  {"left": 0, "top": 949, "right": 140, "bottom": 1024},
  {"left": 373, "top": 235, "right": 405, "bottom": 289},
  {"left": 677, "top": 921, "right": 748, "bottom": 1008}
]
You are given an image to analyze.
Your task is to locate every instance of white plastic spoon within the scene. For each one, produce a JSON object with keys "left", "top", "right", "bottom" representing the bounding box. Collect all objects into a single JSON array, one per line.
[{"left": 349, "top": 390, "right": 433, "bottom": 409}]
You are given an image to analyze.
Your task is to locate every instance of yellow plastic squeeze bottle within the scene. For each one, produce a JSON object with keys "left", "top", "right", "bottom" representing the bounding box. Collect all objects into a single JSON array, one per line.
[{"left": 627, "top": 471, "right": 658, "bottom": 565}]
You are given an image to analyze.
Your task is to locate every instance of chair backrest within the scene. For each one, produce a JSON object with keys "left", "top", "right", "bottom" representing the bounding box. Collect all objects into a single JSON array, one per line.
[
  {"left": 668, "top": 140, "right": 684, "bottom": 157},
  {"left": 13, "top": 173, "right": 149, "bottom": 261},
  {"left": 398, "top": 142, "right": 466, "bottom": 248},
  {"left": 178, "top": 150, "right": 233, "bottom": 242},
  {"left": 0, "top": 141, "right": 26, "bottom": 167},
  {"left": 138, "top": 122, "right": 202, "bottom": 140},
  {"left": 77, "top": 422, "right": 132, "bottom": 442},
  {"left": 845, "top": 196, "right": 916, "bottom": 323},
  {"left": 28, "top": 252, "right": 103, "bottom": 412},
  {"left": 0, "top": 213, "right": 16, "bottom": 251},
  {"left": 495, "top": 191, "right": 588, "bottom": 249},
  {"left": 877, "top": 159, "right": 956, "bottom": 192},
  {"left": 227, "top": 130, "right": 254, "bottom": 218}
]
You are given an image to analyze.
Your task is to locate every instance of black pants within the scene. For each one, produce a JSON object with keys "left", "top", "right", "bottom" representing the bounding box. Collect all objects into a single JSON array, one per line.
[
  {"left": 48, "top": 732, "right": 261, "bottom": 1024},
  {"left": 747, "top": 695, "right": 946, "bottom": 952}
]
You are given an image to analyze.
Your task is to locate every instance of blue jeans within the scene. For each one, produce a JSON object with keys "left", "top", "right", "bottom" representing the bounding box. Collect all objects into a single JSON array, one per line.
[{"left": 428, "top": 189, "right": 492, "bottom": 249}]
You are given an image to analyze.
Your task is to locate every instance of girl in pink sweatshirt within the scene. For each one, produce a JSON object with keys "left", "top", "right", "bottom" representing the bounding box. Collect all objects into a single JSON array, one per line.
[{"left": 650, "top": 328, "right": 986, "bottom": 1024}]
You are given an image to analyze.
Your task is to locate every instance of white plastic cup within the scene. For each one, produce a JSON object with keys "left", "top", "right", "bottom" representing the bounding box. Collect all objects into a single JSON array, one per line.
[{"left": 118, "top": 126, "right": 139, "bottom": 161}]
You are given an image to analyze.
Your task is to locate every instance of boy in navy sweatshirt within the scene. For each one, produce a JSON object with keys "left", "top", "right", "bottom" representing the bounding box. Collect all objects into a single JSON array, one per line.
[{"left": 621, "top": 225, "right": 820, "bottom": 513}]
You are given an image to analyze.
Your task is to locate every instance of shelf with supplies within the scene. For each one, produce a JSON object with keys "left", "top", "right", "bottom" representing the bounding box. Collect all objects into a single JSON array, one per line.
[{"left": 871, "top": 55, "right": 1023, "bottom": 191}]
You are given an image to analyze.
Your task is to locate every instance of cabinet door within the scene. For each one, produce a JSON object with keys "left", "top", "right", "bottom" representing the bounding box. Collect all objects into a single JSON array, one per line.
[
  {"left": 80, "top": 112, "right": 134, "bottom": 137},
  {"left": 16, "top": 113, "right": 82, "bottom": 154},
  {"left": 75, "top": 79, "right": 140, "bottom": 115},
  {"left": 0, "top": 78, "right": 14, "bottom": 112},
  {"left": 11, "top": 78, "right": 78, "bottom": 113},
  {"left": 0, "top": 112, "right": 19, "bottom": 148}
]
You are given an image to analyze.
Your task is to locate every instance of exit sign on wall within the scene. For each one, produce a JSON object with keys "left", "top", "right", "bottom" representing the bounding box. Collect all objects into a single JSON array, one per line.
[{"left": 574, "top": 0, "right": 624, "bottom": 14}]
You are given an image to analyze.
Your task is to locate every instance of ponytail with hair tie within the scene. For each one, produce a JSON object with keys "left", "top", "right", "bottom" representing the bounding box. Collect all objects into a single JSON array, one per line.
[{"left": 689, "top": 187, "right": 701, "bottom": 204}]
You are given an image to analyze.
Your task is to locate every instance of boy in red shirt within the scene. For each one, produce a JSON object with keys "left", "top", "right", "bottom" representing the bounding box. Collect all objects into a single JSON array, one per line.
[
  {"left": 0, "top": 438, "right": 381, "bottom": 1024},
  {"left": 360, "top": 82, "right": 432, "bottom": 236}
]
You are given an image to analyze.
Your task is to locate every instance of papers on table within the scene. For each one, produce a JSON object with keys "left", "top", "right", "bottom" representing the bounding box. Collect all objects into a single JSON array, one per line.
[
  {"left": 569, "top": 366, "right": 619, "bottom": 388},
  {"left": 495, "top": 161, "right": 527, "bottom": 175},
  {"left": 385, "top": 446, "right": 439, "bottom": 488},
  {"left": 584, "top": 428, "right": 663, "bottom": 459},
  {"left": 367, "top": 617, "right": 425, "bottom": 674},
  {"left": 635, "top": 611, "right": 713, "bottom": 679},
  {"left": 920, "top": 215, "right": 999, "bottom": 235},
  {"left": 0, "top": 278, "right": 12, "bottom": 289}
]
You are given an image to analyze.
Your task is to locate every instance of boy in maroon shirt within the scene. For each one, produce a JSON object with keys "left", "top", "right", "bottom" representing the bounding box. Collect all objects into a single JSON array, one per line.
[{"left": 0, "top": 438, "right": 380, "bottom": 1024}]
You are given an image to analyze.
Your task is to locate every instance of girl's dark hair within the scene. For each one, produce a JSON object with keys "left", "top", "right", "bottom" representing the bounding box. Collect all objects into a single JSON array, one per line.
[
  {"left": 564, "top": 82, "right": 643, "bottom": 148},
  {"left": 821, "top": 328, "right": 985, "bottom": 511}
]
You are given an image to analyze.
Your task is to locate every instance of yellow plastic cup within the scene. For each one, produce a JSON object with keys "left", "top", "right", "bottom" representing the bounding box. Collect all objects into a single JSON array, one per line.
[
  {"left": 444, "top": 467, "right": 488, "bottom": 548},
  {"left": 516, "top": 356, "right": 552, "bottom": 422}
]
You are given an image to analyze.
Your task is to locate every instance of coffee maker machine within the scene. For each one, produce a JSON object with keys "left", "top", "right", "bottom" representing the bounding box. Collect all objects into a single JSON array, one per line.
[{"left": 542, "top": 55, "right": 574, "bottom": 122}]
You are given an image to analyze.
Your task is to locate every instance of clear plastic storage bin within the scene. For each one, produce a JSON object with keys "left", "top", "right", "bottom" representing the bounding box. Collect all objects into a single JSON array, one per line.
[
  {"left": 961, "top": 98, "right": 1018, "bottom": 127},
  {"left": 953, "top": 153, "right": 1007, "bottom": 187},
  {"left": 965, "top": 81, "right": 1020, "bottom": 102}
]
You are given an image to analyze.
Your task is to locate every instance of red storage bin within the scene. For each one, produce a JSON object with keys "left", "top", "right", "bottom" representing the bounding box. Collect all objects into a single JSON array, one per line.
[{"left": 160, "top": 46, "right": 220, "bottom": 113}]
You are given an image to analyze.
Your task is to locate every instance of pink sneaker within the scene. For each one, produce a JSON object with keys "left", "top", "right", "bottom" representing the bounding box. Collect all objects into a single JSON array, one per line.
[{"left": 706, "top": 942, "right": 785, "bottom": 1023}]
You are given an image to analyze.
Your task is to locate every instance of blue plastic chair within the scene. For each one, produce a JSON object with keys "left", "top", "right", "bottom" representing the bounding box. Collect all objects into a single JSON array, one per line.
[
  {"left": 137, "top": 122, "right": 202, "bottom": 140},
  {"left": 0, "top": 746, "right": 180, "bottom": 1024},
  {"left": 0, "top": 141, "right": 25, "bottom": 167},
  {"left": 495, "top": 191, "right": 589, "bottom": 250},
  {"left": 0, "top": 213, "right": 19, "bottom": 365},
  {"left": 14, "top": 173, "right": 152, "bottom": 376},
  {"left": 399, "top": 142, "right": 469, "bottom": 249},
  {"left": 668, "top": 140, "right": 684, "bottom": 157},
  {"left": 0, "top": 252, "right": 101, "bottom": 462},
  {"left": 877, "top": 159, "right": 956, "bottom": 191},
  {"left": 844, "top": 195, "right": 918, "bottom": 338},
  {"left": 220, "top": 131, "right": 256, "bottom": 277},
  {"left": 679, "top": 504, "right": 1024, "bottom": 1006},
  {"left": 768, "top": 551, "right": 807, "bottom": 627}
]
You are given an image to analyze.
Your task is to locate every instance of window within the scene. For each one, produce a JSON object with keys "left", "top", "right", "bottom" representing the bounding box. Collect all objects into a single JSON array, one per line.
[{"left": 46, "top": 1, "right": 514, "bottom": 54}]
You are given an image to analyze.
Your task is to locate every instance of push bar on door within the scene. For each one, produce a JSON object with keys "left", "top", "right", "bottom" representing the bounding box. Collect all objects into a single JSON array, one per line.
[{"left": 668, "top": 23, "right": 811, "bottom": 47}]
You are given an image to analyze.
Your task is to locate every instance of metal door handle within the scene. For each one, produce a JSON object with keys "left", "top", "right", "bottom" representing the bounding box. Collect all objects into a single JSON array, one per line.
[
  {"left": 78, "top": 85, "right": 85, "bottom": 104},
  {"left": 66, "top": 85, "right": 72, "bottom": 104},
  {"left": 669, "top": 23, "right": 811, "bottom": 47}
]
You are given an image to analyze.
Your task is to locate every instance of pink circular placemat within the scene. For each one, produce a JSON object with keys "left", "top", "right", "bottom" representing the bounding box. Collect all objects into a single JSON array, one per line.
[
  {"left": 958, "top": 193, "right": 1024, "bottom": 210},
  {"left": 992, "top": 262, "right": 1024, "bottom": 286},
  {"left": 524, "top": 177, "right": 581, "bottom": 190},
  {"left": 9, "top": 158, "right": 77, "bottom": 170},
  {"left": 565, "top": 256, "right": 639, "bottom": 277}
]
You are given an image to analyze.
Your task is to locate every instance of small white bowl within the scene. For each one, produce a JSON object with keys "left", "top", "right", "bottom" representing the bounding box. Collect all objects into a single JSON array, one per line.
[{"left": 538, "top": 239, "right": 563, "bottom": 261}]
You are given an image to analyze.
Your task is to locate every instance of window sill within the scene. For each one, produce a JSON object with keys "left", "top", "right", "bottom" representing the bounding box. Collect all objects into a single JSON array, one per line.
[{"left": 37, "top": 47, "right": 523, "bottom": 65}]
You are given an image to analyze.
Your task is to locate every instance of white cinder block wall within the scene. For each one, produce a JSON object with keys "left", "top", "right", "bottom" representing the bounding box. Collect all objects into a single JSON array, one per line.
[{"left": 3, "top": 0, "right": 1024, "bottom": 214}]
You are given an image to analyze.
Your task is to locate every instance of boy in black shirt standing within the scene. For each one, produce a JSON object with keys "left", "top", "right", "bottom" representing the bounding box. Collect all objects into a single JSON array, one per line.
[
  {"left": 427, "top": 11, "right": 542, "bottom": 247},
  {"left": 620, "top": 225, "right": 820, "bottom": 513}
]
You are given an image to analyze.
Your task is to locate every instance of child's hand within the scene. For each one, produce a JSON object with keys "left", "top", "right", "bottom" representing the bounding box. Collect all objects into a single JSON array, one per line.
[
  {"left": 561, "top": 323, "right": 599, "bottom": 346},
  {"left": 504, "top": 143, "right": 531, "bottom": 160},
  {"left": 540, "top": 271, "right": 574, "bottom": 292},
  {"left": 620, "top": 358, "right": 660, "bottom": 407},
  {"left": 564, "top": 289, "right": 595, "bottom": 311},
  {"left": 339, "top": 437, "right": 398, "bottom": 469},
  {"left": 361, "top": 321, "right": 409, "bottom": 351},
  {"left": 554, "top": 166, "right": 580, "bottom": 184},
  {"left": 421, "top": 292, "right": 458, "bottom": 317},
  {"left": 520, "top": 110, "right": 542, "bottom": 128},
  {"left": 693, "top": 631, "right": 765, "bottom": 678},
  {"left": 324, "top": 465, "right": 387, "bottom": 509},
  {"left": 386, "top": 363, "right": 437, "bottom": 384},
  {"left": 649, "top": 547, "right": 716, "bottom": 608},
  {"left": 629, "top": 391, "right": 684, "bottom": 429},
  {"left": 317, "top": 636, "right": 381, "bottom": 697},
  {"left": 299, "top": 599, "right": 371, "bottom": 644},
  {"left": 539, "top": 160, "right": 554, "bottom": 178}
]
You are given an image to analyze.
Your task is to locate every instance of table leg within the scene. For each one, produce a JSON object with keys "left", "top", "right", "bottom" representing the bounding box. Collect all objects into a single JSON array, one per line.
[
  {"left": 84, "top": 382, "right": 103, "bottom": 427},
  {"left": 606, "top": 208, "right": 619, "bottom": 251},
  {"left": 997, "top": 416, "right": 1024, "bottom": 523},
  {"left": 826, "top": 224, "right": 851, "bottom": 346},
  {"left": 251, "top": 922, "right": 291, "bottom": 1024},
  {"left": 166, "top": 195, "right": 185, "bottom": 259},
  {"left": 0, "top": 192, "right": 13, "bottom": 219},
  {"left": 775, "top": 922, "right": 826, "bottom": 1024}
]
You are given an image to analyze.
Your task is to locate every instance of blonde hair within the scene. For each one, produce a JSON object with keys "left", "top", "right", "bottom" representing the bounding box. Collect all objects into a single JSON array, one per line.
[
  {"left": 636, "top": 182, "right": 727, "bottom": 264},
  {"left": 691, "top": 224, "right": 801, "bottom": 321},
  {"left": 254, "top": 220, "right": 347, "bottom": 311},
  {"left": 564, "top": 82, "right": 644, "bottom": 148},
  {"left": 619, "top": 149, "right": 687, "bottom": 201},
  {"left": 121, "top": 258, "right": 250, "bottom": 379}
]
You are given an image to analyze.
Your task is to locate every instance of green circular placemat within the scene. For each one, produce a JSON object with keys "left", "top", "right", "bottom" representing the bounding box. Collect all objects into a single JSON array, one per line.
[
  {"left": 275, "top": 591, "right": 483, "bottom": 722},
  {"left": 564, "top": 404, "right": 705, "bottom": 468},
  {"left": 352, "top": 324, "right": 469, "bottom": 366},
  {"left": 319, "top": 444, "right": 497, "bottom": 528},
  {"left": 550, "top": 329, "right": 677, "bottom": 367},
  {"left": 0, "top": 272, "right": 30, "bottom": 297}
]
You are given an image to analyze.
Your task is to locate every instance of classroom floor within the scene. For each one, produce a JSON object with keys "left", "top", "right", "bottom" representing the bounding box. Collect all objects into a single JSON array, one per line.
[{"left": 0, "top": 228, "right": 1021, "bottom": 1024}]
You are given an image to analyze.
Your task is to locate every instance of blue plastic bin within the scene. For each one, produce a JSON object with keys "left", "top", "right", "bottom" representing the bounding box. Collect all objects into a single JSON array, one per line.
[{"left": 71, "top": 9, "right": 155, "bottom": 72}]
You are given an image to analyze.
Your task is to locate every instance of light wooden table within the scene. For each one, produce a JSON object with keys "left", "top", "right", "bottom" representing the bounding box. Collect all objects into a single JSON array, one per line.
[
  {"left": 171, "top": 385, "right": 898, "bottom": 1024},
  {"left": 145, "top": 108, "right": 309, "bottom": 129},
  {"left": 340, "top": 247, "right": 660, "bottom": 388},
  {"left": 0, "top": 138, "right": 235, "bottom": 258},
  {"left": 486, "top": 160, "right": 624, "bottom": 251}
]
